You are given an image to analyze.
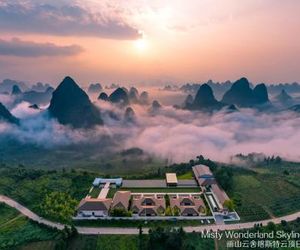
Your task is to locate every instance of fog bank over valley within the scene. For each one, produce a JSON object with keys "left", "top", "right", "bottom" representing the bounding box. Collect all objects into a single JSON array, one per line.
[{"left": 1, "top": 77, "right": 300, "bottom": 167}]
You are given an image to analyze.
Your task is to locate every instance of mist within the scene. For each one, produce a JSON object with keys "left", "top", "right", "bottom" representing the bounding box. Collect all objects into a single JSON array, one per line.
[{"left": 1, "top": 91, "right": 300, "bottom": 164}]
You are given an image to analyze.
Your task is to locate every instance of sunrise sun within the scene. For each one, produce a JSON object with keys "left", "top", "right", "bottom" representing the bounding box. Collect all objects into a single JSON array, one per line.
[{"left": 134, "top": 38, "right": 148, "bottom": 52}]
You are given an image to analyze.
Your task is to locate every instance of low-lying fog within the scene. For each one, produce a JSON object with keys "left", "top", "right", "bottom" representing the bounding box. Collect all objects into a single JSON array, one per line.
[{"left": 1, "top": 88, "right": 300, "bottom": 164}]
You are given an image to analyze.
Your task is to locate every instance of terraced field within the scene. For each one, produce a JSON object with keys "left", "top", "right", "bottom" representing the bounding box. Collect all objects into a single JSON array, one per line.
[{"left": 229, "top": 165, "right": 300, "bottom": 222}]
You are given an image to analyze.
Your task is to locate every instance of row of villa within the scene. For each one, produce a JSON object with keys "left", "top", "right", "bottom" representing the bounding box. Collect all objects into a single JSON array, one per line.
[
  {"left": 77, "top": 191, "right": 207, "bottom": 217},
  {"left": 76, "top": 164, "right": 232, "bottom": 218}
]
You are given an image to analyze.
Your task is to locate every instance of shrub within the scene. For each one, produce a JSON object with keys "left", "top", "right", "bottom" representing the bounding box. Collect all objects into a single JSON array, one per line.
[{"left": 110, "top": 208, "right": 132, "bottom": 217}]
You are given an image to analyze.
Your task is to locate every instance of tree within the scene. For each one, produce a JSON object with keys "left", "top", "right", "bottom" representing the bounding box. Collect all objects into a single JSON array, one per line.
[
  {"left": 165, "top": 206, "right": 173, "bottom": 216},
  {"left": 275, "top": 156, "right": 282, "bottom": 164},
  {"left": 138, "top": 224, "right": 145, "bottom": 250},
  {"left": 55, "top": 240, "right": 67, "bottom": 250},
  {"left": 283, "top": 170, "right": 289, "bottom": 175},
  {"left": 223, "top": 199, "right": 235, "bottom": 212},
  {"left": 39, "top": 192, "right": 78, "bottom": 223},
  {"left": 165, "top": 194, "right": 170, "bottom": 207},
  {"left": 266, "top": 222, "right": 276, "bottom": 232},
  {"left": 147, "top": 227, "right": 185, "bottom": 250},
  {"left": 173, "top": 206, "right": 181, "bottom": 216},
  {"left": 215, "top": 167, "right": 233, "bottom": 191},
  {"left": 198, "top": 206, "right": 206, "bottom": 214}
]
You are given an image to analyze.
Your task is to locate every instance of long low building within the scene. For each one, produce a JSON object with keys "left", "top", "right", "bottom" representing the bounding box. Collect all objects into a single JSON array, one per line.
[
  {"left": 93, "top": 178, "right": 123, "bottom": 187},
  {"left": 211, "top": 184, "right": 230, "bottom": 207},
  {"left": 192, "top": 165, "right": 217, "bottom": 187}
]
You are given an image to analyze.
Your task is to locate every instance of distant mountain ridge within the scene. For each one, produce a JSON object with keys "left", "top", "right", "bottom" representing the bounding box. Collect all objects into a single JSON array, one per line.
[
  {"left": 0, "top": 103, "right": 19, "bottom": 124},
  {"left": 222, "top": 78, "right": 269, "bottom": 107},
  {"left": 253, "top": 84, "right": 269, "bottom": 104},
  {"left": 18, "top": 87, "right": 54, "bottom": 105},
  {"left": 274, "top": 89, "right": 293, "bottom": 107},
  {"left": 108, "top": 87, "right": 129, "bottom": 105},
  {"left": 180, "top": 80, "right": 300, "bottom": 105},
  {"left": 11, "top": 85, "right": 22, "bottom": 95},
  {"left": 88, "top": 83, "right": 102, "bottom": 93},
  {"left": 98, "top": 87, "right": 150, "bottom": 106},
  {"left": 189, "top": 84, "right": 224, "bottom": 111},
  {"left": 183, "top": 77, "right": 274, "bottom": 111},
  {"left": 0, "top": 79, "right": 27, "bottom": 93}
]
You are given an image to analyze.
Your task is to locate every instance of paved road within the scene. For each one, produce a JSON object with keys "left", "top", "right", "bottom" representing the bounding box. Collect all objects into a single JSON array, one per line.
[
  {"left": 98, "top": 182, "right": 110, "bottom": 199},
  {"left": 0, "top": 195, "right": 65, "bottom": 230},
  {"left": 1, "top": 195, "right": 300, "bottom": 235}
]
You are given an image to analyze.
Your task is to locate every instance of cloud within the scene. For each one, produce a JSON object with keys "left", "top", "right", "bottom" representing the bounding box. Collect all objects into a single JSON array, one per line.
[
  {"left": 0, "top": 1, "right": 141, "bottom": 39},
  {"left": 0, "top": 38, "right": 83, "bottom": 57},
  {"left": 126, "top": 107, "right": 300, "bottom": 163},
  {"left": 0, "top": 93, "right": 16, "bottom": 107},
  {"left": 10, "top": 102, "right": 40, "bottom": 118},
  {"left": 1, "top": 92, "right": 300, "bottom": 164}
]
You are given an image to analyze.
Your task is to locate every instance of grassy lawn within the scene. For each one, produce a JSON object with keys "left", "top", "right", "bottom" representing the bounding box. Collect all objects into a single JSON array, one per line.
[
  {"left": 107, "top": 188, "right": 117, "bottom": 198},
  {"left": 177, "top": 171, "right": 194, "bottom": 180},
  {"left": 89, "top": 187, "right": 100, "bottom": 198}
]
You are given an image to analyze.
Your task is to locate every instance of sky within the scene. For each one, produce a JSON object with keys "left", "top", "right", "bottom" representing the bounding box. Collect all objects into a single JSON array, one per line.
[{"left": 0, "top": 0, "right": 300, "bottom": 87}]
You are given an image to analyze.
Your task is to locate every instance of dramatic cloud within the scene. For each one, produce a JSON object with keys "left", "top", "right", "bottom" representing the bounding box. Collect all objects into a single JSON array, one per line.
[
  {"left": 0, "top": 38, "right": 83, "bottom": 57},
  {"left": 0, "top": 1, "right": 141, "bottom": 39}
]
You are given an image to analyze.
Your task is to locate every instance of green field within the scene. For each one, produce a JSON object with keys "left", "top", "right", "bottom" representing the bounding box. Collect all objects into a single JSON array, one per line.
[
  {"left": 229, "top": 163, "right": 300, "bottom": 222},
  {"left": 0, "top": 167, "right": 95, "bottom": 223},
  {"left": 0, "top": 203, "right": 60, "bottom": 250}
]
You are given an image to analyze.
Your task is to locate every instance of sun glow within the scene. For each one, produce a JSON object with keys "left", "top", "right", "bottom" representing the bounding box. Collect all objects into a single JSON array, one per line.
[{"left": 134, "top": 38, "right": 148, "bottom": 52}]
